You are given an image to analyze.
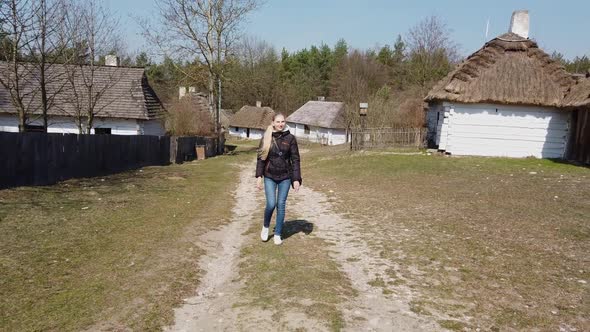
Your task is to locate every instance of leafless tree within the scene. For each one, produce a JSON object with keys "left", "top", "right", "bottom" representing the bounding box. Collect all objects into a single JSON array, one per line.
[
  {"left": 406, "top": 16, "right": 460, "bottom": 87},
  {"left": 59, "top": 0, "right": 124, "bottom": 133},
  {"left": 0, "top": 0, "right": 36, "bottom": 132},
  {"left": 27, "top": 0, "right": 69, "bottom": 131},
  {"left": 331, "top": 50, "right": 388, "bottom": 130},
  {"left": 143, "top": 0, "right": 259, "bottom": 134}
]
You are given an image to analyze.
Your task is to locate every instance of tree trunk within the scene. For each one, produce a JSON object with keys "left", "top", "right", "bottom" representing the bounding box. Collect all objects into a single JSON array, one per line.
[{"left": 40, "top": 62, "right": 49, "bottom": 132}]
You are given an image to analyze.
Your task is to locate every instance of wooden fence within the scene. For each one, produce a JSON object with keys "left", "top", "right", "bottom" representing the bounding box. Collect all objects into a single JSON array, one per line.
[
  {"left": 351, "top": 127, "right": 427, "bottom": 150},
  {"left": 0, "top": 132, "right": 223, "bottom": 189},
  {"left": 170, "top": 136, "right": 219, "bottom": 163}
]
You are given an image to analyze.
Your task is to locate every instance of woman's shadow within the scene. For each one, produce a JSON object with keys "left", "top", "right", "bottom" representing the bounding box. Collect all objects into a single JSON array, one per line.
[{"left": 277, "top": 219, "right": 314, "bottom": 240}]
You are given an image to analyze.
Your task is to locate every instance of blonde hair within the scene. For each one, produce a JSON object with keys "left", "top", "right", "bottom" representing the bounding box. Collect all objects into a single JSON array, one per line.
[{"left": 258, "top": 113, "right": 284, "bottom": 160}]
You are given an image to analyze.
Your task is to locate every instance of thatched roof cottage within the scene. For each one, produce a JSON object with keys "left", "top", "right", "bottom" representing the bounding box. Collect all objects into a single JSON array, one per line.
[
  {"left": 286, "top": 100, "right": 347, "bottom": 145},
  {"left": 425, "top": 11, "right": 589, "bottom": 160},
  {"left": 228, "top": 101, "right": 274, "bottom": 139}
]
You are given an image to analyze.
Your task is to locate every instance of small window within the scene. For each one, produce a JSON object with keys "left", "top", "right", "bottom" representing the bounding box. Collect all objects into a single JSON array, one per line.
[
  {"left": 304, "top": 125, "right": 310, "bottom": 134},
  {"left": 234, "top": 127, "right": 239, "bottom": 132},
  {"left": 24, "top": 125, "right": 44, "bottom": 132},
  {"left": 95, "top": 128, "right": 112, "bottom": 135}
]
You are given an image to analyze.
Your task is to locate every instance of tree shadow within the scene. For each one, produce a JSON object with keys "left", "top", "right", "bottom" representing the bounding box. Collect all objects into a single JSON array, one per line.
[{"left": 279, "top": 219, "right": 314, "bottom": 240}]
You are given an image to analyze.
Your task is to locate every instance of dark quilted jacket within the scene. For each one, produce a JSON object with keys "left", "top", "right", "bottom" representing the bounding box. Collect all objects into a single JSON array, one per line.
[{"left": 255, "top": 130, "right": 302, "bottom": 186}]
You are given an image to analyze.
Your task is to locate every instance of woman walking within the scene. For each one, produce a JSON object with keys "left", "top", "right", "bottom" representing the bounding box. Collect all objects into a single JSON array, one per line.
[{"left": 255, "top": 113, "right": 302, "bottom": 245}]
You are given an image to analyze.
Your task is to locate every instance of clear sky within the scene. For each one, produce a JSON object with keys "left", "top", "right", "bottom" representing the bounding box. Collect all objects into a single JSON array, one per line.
[{"left": 109, "top": 0, "right": 589, "bottom": 60}]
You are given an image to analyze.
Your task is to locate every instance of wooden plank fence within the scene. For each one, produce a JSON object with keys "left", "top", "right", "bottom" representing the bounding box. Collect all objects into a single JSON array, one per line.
[
  {"left": 351, "top": 127, "right": 427, "bottom": 150},
  {"left": 0, "top": 132, "right": 222, "bottom": 189}
]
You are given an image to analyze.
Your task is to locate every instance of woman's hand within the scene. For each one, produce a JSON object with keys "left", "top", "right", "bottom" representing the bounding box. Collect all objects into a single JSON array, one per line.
[
  {"left": 256, "top": 177, "right": 263, "bottom": 191},
  {"left": 293, "top": 181, "right": 300, "bottom": 193}
]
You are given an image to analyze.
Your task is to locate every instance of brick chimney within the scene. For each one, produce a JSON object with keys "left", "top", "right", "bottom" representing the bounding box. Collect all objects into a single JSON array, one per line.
[
  {"left": 509, "top": 10, "right": 529, "bottom": 39},
  {"left": 105, "top": 54, "right": 119, "bottom": 66}
]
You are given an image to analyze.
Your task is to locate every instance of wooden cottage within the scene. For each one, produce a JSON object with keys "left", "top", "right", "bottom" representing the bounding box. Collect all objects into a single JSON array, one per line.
[
  {"left": 425, "top": 11, "right": 579, "bottom": 159},
  {"left": 286, "top": 100, "right": 347, "bottom": 145},
  {"left": 228, "top": 102, "right": 274, "bottom": 139},
  {"left": 0, "top": 57, "right": 166, "bottom": 135},
  {"left": 562, "top": 74, "right": 590, "bottom": 164}
]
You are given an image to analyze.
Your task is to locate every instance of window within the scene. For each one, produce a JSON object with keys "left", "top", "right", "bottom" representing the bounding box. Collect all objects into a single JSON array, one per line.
[
  {"left": 234, "top": 127, "right": 239, "bottom": 132},
  {"left": 304, "top": 125, "right": 310, "bottom": 135},
  {"left": 24, "top": 125, "right": 44, "bottom": 132},
  {"left": 94, "top": 128, "right": 112, "bottom": 135}
]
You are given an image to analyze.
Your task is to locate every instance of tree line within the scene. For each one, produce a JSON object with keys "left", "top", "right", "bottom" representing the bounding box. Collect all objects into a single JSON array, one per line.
[
  {"left": 2, "top": 0, "right": 589, "bottom": 134},
  {"left": 148, "top": 14, "right": 461, "bottom": 132}
]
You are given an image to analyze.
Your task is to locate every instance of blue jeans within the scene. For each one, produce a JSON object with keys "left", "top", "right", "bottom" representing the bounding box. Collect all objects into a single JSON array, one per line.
[{"left": 264, "top": 177, "right": 291, "bottom": 236}]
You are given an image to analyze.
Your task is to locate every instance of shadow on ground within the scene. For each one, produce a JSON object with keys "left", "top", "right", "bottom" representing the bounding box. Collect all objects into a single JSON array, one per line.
[{"left": 280, "top": 219, "right": 314, "bottom": 239}]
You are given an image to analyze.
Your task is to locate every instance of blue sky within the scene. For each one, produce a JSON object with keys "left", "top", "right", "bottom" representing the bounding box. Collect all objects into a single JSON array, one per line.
[{"left": 110, "top": 0, "right": 589, "bottom": 60}]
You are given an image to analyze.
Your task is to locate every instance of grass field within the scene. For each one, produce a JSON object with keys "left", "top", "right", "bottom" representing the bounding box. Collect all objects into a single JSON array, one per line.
[
  {"left": 303, "top": 147, "right": 590, "bottom": 331},
  {"left": 0, "top": 154, "right": 247, "bottom": 331},
  {"left": 1, "top": 137, "right": 588, "bottom": 331}
]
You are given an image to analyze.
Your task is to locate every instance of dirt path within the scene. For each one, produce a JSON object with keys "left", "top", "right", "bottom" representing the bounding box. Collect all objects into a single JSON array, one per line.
[
  {"left": 165, "top": 164, "right": 442, "bottom": 331},
  {"left": 164, "top": 165, "right": 260, "bottom": 331},
  {"left": 292, "top": 187, "right": 444, "bottom": 331}
]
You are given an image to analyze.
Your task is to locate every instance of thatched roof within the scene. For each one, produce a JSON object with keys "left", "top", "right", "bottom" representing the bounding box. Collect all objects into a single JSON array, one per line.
[
  {"left": 0, "top": 61, "right": 165, "bottom": 120},
  {"left": 219, "top": 109, "right": 232, "bottom": 128},
  {"left": 286, "top": 101, "right": 346, "bottom": 129},
  {"left": 229, "top": 105, "right": 274, "bottom": 129},
  {"left": 425, "top": 33, "right": 575, "bottom": 107},
  {"left": 563, "top": 74, "right": 590, "bottom": 109}
]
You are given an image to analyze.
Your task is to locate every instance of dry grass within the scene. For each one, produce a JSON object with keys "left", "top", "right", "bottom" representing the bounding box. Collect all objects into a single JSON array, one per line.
[
  {"left": 0, "top": 155, "right": 246, "bottom": 331},
  {"left": 303, "top": 148, "right": 590, "bottom": 331}
]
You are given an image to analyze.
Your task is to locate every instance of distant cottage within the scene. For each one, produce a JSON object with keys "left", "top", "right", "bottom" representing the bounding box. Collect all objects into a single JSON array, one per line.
[
  {"left": 286, "top": 100, "right": 347, "bottom": 145},
  {"left": 425, "top": 11, "right": 589, "bottom": 162},
  {"left": 0, "top": 56, "right": 166, "bottom": 135},
  {"left": 228, "top": 101, "right": 274, "bottom": 139}
]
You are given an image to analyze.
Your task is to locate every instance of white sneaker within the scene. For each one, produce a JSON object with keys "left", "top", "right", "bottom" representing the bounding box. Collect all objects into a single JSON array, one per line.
[
  {"left": 260, "top": 227, "right": 269, "bottom": 241},
  {"left": 273, "top": 235, "right": 282, "bottom": 245}
]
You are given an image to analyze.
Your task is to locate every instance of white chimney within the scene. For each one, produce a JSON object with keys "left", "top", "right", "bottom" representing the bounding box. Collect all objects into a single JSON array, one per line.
[
  {"left": 317, "top": 96, "right": 325, "bottom": 101},
  {"left": 256, "top": 101, "right": 262, "bottom": 107},
  {"left": 509, "top": 10, "right": 529, "bottom": 39},
  {"left": 179, "top": 86, "right": 186, "bottom": 99},
  {"left": 188, "top": 86, "right": 196, "bottom": 93},
  {"left": 105, "top": 54, "right": 119, "bottom": 66}
]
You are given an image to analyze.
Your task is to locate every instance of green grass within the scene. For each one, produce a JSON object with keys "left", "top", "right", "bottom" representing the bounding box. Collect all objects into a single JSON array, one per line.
[
  {"left": 303, "top": 147, "right": 590, "bottom": 331},
  {"left": 0, "top": 154, "right": 247, "bottom": 331}
]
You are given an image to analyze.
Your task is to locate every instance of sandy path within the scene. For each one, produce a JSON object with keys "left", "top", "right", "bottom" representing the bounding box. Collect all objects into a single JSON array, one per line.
[{"left": 165, "top": 164, "right": 443, "bottom": 331}]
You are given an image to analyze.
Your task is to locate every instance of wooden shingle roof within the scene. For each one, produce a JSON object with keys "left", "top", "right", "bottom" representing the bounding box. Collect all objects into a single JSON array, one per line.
[
  {"left": 0, "top": 62, "right": 165, "bottom": 120},
  {"left": 286, "top": 101, "right": 346, "bottom": 129}
]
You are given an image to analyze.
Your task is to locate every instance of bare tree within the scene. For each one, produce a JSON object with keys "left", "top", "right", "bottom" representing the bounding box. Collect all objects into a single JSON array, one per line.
[
  {"left": 406, "top": 16, "right": 460, "bottom": 88},
  {"left": 143, "top": 0, "right": 259, "bottom": 135},
  {"left": 0, "top": 0, "right": 36, "bottom": 132},
  {"left": 27, "top": 0, "right": 69, "bottom": 131},
  {"left": 59, "top": 0, "right": 123, "bottom": 133},
  {"left": 331, "top": 50, "right": 388, "bottom": 130}
]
